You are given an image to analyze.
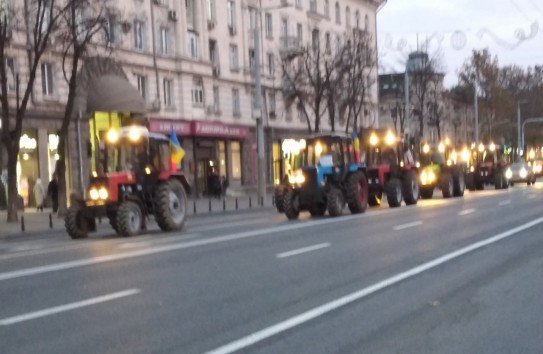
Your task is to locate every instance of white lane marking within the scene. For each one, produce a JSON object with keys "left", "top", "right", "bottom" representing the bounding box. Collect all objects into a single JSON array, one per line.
[
  {"left": 393, "top": 221, "right": 422, "bottom": 231},
  {"left": 528, "top": 195, "right": 536, "bottom": 199},
  {"left": 0, "top": 213, "right": 387, "bottom": 282},
  {"left": 191, "top": 219, "right": 265, "bottom": 232},
  {"left": 498, "top": 200, "right": 511, "bottom": 206},
  {"left": 458, "top": 208, "right": 476, "bottom": 216},
  {"left": 276, "top": 243, "right": 331, "bottom": 259},
  {"left": 9, "top": 244, "right": 44, "bottom": 252},
  {"left": 0, "top": 289, "right": 140, "bottom": 326},
  {"left": 205, "top": 216, "right": 543, "bottom": 354}
]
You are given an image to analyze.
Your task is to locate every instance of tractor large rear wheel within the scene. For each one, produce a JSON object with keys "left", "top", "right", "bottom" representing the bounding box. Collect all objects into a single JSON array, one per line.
[
  {"left": 283, "top": 188, "right": 300, "bottom": 220},
  {"left": 347, "top": 172, "right": 368, "bottom": 214},
  {"left": 117, "top": 201, "right": 143, "bottom": 237},
  {"left": 65, "top": 206, "right": 91, "bottom": 240},
  {"left": 441, "top": 172, "right": 454, "bottom": 198},
  {"left": 327, "top": 186, "right": 344, "bottom": 217},
  {"left": 402, "top": 171, "right": 419, "bottom": 205},
  {"left": 155, "top": 179, "right": 188, "bottom": 231},
  {"left": 453, "top": 171, "right": 465, "bottom": 197},
  {"left": 386, "top": 178, "right": 403, "bottom": 208},
  {"left": 274, "top": 188, "right": 285, "bottom": 213}
]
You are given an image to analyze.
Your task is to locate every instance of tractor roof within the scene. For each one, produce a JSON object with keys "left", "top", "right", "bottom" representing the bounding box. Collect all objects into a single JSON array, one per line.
[
  {"left": 310, "top": 132, "right": 352, "bottom": 140},
  {"left": 118, "top": 126, "right": 169, "bottom": 142}
]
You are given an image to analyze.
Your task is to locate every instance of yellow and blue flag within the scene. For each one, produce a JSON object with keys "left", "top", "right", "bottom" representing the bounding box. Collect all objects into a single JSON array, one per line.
[{"left": 170, "top": 127, "right": 185, "bottom": 170}]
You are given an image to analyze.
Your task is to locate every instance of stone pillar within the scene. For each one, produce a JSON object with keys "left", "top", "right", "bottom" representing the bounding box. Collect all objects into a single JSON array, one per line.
[{"left": 37, "top": 128, "right": 50, "bottom": 184}]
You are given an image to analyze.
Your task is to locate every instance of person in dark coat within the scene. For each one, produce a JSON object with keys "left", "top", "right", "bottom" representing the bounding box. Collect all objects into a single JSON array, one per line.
[{"left": 47, "top": 175, "right": 59, "bottom": 213}]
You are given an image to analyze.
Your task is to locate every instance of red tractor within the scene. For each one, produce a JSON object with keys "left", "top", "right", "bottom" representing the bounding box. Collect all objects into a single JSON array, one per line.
[
  {"left": 363, "top": 129, "right": 420, "bottom": 208},
  {"left": 65, "top": 126, "right": 191, "bottom": 239}
]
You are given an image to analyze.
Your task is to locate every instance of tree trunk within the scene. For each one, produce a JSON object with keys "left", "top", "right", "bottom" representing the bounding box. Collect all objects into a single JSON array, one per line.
[
  {"left": 6, "top": 147, "right": 19, "bottom": 222},
  {"left": 55, "top": 158, "right": 68, "bottom": 216}
]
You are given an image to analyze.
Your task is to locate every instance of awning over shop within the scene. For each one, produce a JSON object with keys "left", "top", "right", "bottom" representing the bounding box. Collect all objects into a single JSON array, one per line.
[{"left": 87, "top": 75, "right": 146, "bottom": 114}]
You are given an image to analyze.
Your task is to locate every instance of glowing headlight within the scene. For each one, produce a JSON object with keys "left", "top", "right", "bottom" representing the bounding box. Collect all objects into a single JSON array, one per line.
[
  {"left": 478, "top": 143, "right": 484, "bottom": 152},
  {"left": 461, "top": 149, "right": 470, "bottom": 162},
  {"left": 98, "top": 187, "right": 109, "bottom": 200},
  {"left": 129, "top": 127, "right": 142, "bottom": 141},
  {"left": 106, "top": 129, "right": 119, "bottom": 143},
  {"left": 438, "top": 143, "right": 445, "bottom": 153},
  {"left": 422, "top": 144, "right": 430, "bottom": 154},
  {"left": 428, "top": 171, "right": 436, "bottom": 183},
  {"left": 369, "top": 134, "right": 378, "bottom": 146},
  {"left": 385, "top": 131, "right": 396, "bottom": 145},
  {"left": 315, "top": 142, "right": 323, "bottom": 155},
  {"left": 505, "top": 168, "right": 513, "bottom": 179},
  {"left": 420, "top": 171, "right": 428, "bottom": 185},
  {"left": 519, "top": 168, "right": 527, "bottom": 179},
  {"left": 288, "top": 175, "right": 296, "bottom": 184},
  {"left": 447, "top": 159, "right": 452, "bottom": 166},
  {"left": 529, "top": 150, "right": 535, "bottom": 160},
  {"left": 470, "top": 166, "right": 475, "bottom": 172},
  {"left": 295, "top": 174, "right": 305, "bottom": 184},
  {"left": 489, "top": 143, "right": 496, "bottom": 151},
  {"left": 89, "top": 188, "right": 99, "bottom": 200}
]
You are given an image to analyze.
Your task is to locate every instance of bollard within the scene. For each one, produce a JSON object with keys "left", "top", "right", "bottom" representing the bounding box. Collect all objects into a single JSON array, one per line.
[
  {"left": 260, "top": 196, "right": 264, "bottom": 207},
  {"left": 21, "top": 215, "right": 25, "bottom": 232},
  {"left": 272, "top": 195, "right": 275, "bottom": 206},
  {"left": 235, "top": 198, "right": 238, "bottom": 210},
  {"left": 209, "top": 199, "right": 212, "bottom": 212},
  {"left": 49, "top": 213, "right": 53, "bottom": 229},
  {"left": 249, "top": 197, "right": 252, "bottom": 208},
  {"left": 193, "top": 200, "right": 197, "bottom": 214},
  {"left": 223, "top": 199, "right": 226, "bottom": 211}
]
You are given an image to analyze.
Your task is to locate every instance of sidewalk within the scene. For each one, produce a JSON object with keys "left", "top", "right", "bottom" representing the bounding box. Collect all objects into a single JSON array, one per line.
[{"left": 0, "top": 194, "right": 276, "bottom": 240}]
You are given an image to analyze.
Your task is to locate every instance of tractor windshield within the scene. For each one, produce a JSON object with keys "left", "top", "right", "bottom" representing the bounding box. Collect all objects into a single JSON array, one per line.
[
  {"left": 105, "top": 138, "right": 148, "bottom": 173},
  {"left": 303, "top": 139, "right": 345, "bottom": 167}
]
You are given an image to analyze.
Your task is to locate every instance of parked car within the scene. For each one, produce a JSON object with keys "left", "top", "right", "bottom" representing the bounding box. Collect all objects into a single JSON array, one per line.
[{"left": 507, "top": 162, "right": 537, "bottom": 186}]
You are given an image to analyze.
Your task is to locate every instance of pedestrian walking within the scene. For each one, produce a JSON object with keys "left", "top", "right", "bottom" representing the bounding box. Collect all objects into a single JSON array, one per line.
[
  {"left": 47, "top": 175, "right": 59, "bottom": 213},
  {"left": 34, "top": 178, "right": 45, "bottom": 212}
]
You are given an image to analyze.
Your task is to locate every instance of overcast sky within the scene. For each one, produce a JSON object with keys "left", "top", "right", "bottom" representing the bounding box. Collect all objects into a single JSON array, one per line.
[{"left": 377, "top": 0, "right": 543, "bottom": 87}]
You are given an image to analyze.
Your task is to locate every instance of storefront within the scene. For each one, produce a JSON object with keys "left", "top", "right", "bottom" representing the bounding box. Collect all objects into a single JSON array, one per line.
[{"left": 149, "top": 119, "right": 250, "bottom": 197}]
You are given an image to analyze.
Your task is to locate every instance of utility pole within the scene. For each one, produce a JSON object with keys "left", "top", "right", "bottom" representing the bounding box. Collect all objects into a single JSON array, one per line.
[
  {"left": 254, "top": 8, "right": 265, "bottom": 203},
  {"left": 474, "top": 77, "right": 479, "bottom": 143}
]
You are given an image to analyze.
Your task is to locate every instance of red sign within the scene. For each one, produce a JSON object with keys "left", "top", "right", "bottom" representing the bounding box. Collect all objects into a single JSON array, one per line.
[
  {"left": 192, "top": 121, "right": 250, "bottom": 139},
  {"left": 149, "top": 119, "right": 250, "bottom": 139},
  {"left": 149, "top": 120, "right": 192, "bottom": 136}
]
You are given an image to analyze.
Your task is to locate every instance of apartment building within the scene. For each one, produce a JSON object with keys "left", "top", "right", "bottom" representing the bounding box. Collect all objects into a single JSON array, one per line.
[{"left": 1, "top": 0, "right": 385, "bottom": 202}]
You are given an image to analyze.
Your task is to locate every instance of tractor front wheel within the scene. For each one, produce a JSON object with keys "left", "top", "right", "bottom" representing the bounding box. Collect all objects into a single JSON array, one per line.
[
  {"left": 402, "top": 171, "right": 419, "bottom": 205},
  {"left": 155, "top": 179, "right": 188, "bottom": 231},
  {"left": 327, "top": 186, "right": 344, "bottom": 217},
  {"left": 453, "top": 171, "right": 465, "bottom": 197},
  {"left": 494, "top": 173, "right": 503, "bottom": 190},
  {"left": 274, "top": 188, "right": 285, "bottom": 213},
  {"left": 283, "top": 188, "right": 300, "bottom": 220},
  {"left": 386, "top": 178, "right": 403, "bottom": 208},
  {"left": 347, "top": 172, "right": 368, "bottom": 214},
  {"left": 441, "top": 172, "right": 454, "bottom": 198},
  {"left": 65, "top": 206, "right": 92, "bottom": 240},
  {"left": 117, "top": 201, "right": 143, "bottom": 237}
]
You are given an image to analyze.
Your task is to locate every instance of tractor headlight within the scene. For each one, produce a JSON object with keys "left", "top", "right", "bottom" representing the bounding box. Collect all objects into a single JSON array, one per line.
[
  {"left": 470, "top": 166, "right": 475, "bottom": 172},
  {"left": 89, "top": 188, "right": 99, "bottom": 200},
  {"left": 289, "top": 171, "right": 305, "bottom": 185},
  {"left": 288, "top": 175, "right": 296, "bottom": 184},
  {"left": 505, "top": 168, "right": 513, "bottom": 179},
  {"left": 98, "top": 187, "right": 109, "bottom": 200},
  {"left": 295, "top": 174, "right": 305, "bottom": 184},
  {"left": 535, "top": 165, "right": 542, "bottom": 173},
  {"left": 428, "top": 171, "right": 436, "bottom": 183},
  {"left": 519, "top": 168, "right": 527, "bottom": 179},
  {"left": 420, "top": 171, "right": 428, "bottom": 185}
]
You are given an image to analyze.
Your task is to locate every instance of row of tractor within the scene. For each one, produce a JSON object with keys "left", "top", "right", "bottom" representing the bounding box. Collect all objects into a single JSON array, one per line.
[{"left": 274, "top": 131, "right": 538, "bottom": 220}]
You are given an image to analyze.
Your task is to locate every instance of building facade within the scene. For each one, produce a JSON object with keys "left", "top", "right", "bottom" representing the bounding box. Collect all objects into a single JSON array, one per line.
[{"left": 0, "top": 0, "right": 385, "bottom": 203}]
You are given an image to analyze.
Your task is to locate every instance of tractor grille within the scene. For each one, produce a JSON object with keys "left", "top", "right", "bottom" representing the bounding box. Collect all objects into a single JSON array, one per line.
[
  {"left": 302, "top": 168, "right": 318, "bottom": 189},
  {"left": 479, "top": 166, "right": 490, "bottom": 177},
  {"left": 366, "top": 168, "right": 380, "bottom": 186}
]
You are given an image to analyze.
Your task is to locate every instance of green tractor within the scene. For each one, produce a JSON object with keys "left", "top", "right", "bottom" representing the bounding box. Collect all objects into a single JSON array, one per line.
[
  {"left": 281, "top": 133, "right": 368, "bottom": 219},
  {"left": 418, "top": 140, "right": 466, "bottom": 199}
]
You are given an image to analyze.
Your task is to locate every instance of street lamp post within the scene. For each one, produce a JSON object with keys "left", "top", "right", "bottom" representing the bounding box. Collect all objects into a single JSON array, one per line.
[
  {"left": 517, "top": 100, "right": 527, "bottom": 153},
  {"left": 473, "top": 77, "right": 479, "bottom": 143}
]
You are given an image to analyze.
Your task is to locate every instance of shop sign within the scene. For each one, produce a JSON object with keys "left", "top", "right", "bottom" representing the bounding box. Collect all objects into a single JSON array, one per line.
[
  {"left": 192, "top": 121, "right": 249, "bottom": 139},
  {"left": 149, "top": 120, "right": 192, "bottom": 136}
]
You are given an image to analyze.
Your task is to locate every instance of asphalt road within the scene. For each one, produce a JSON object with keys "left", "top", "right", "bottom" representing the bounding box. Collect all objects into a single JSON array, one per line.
[{"left": 0, "top": 183, "right": 542, "bottom": 354}]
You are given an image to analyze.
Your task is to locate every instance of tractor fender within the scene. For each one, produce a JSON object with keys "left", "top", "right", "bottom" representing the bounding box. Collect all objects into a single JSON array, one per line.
[{"left": 168, "top": 174, "right": 192, "bottom": 196}]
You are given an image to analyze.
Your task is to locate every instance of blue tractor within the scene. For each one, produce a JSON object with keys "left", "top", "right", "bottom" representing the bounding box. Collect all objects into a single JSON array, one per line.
[{"left": 282, "top": 134, "right": 368, "bottom": 219}]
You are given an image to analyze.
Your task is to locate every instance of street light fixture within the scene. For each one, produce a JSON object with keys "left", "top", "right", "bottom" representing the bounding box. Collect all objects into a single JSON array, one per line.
[{"left": 254, "top": 1, "right": 292, "bottom": 204}]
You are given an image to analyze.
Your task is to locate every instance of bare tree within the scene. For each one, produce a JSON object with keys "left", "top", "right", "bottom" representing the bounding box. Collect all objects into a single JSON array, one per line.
[
  {"left": 54, "top": 0, "right": 108, "bottom": 216},
  {"left": 0, "top": 0, "right": 72, "bottom": 222},
  {"left": 426, "top": 74, "right": 445, "bottom": 140}
]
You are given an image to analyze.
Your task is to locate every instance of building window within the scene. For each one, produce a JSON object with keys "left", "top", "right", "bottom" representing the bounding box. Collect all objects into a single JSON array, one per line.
[
  {"left": 186, "top": 0, "right": 195, "bottom": 28},
  {"left": 231, "top": 141, "right": 241, "bottom": 179},
  {"left": 269, "top": 92, "right": 276, "bottom": 117},
  {"left": 229, "top": 44, "right": 239, "bottom": 70},
  {"left": 324, "top": 0, "right": 329, "bottom": 17},
  {"left": 295, "top": 0, "right": 302, "bottom": 8},
  {"left": 355, "top": 10, "right": 360, "bottom": 28},
  {"left": 325, "top": 32, "right": 331, "bottom": 53},
  {"left": 265, "top": 13, "right": 272, "bottom": 37},
  {"left": 160, "top": 27, "right": 171, "bottom": 55},
  {"left": 248, "top": 7, "right": 257, "bottom": 30},
  {"left": 267, "top": 53, "right": 274, "bottom": 76},
  {"left": 163, "top": 78, "right": 173, "bottom": 107},
  {"left": 192, "top": 77, "right": 204, "bottom": 105},
  {"left": 365, "top": 14, "right": 369, "bottom": 31},
  {"left": 5, "top": 57, "right": 16, "bottom": 92},
  {"left": 105, "top": 15, "right": 120, "bottom": 45},
  {"left": 298, "top": 105, "right": 305, "bottom": 122},
  {"left": 249, "top": 49, "right": 255, "bottom": 70},
  {"left": 281, "top": 18, "right": 288, "bottom": 37},
  {"left": 232, "top": 88, "right": 240, "bottom": 115},
  {"left": 310, "top": 0, "right": 317, "bottom": 12},
  {"left": 187, "top": 30, "right": 199, "bottom": 59},
  {"left": 227, "top": 1, "right": 236, "bottom": 30},
  {"left": 41, "top": 62, "right": 54, "bottom": 96},
  {"left": 297, "top": 23, "right": 303, "bottom": 43},
  {"left": 213, "top": 86, "right": 220, "bottom": 112},
  {"left": 312, "top": 29, "right": 319, "bottom": 49},
  {"left": 133, "top": 20, "right": 145, "bottom": 50},
  {"left": 207, "top": 0, "right": 216, "bottom": 21},
  {"left": 335, "top": 2, "right": 340, "bottom": 24},
  {"left": 345, "top": 6, "right": 350, "bottom": 27},
  {"left": 136, "top": 74, "right": 147, "bottom": 101}
]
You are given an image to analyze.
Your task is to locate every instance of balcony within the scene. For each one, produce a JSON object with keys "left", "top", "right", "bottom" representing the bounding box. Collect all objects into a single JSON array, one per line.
[{"left": 279, "top": 36, "right": 303, "bottom": 57}]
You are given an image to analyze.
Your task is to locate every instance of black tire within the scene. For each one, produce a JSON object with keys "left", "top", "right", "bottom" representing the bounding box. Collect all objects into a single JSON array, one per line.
[
  {"left": 402, "top": 171, "right": 419, "bottom": 205},
  {"left": 466, "top": 173, "right": 475, "bottom": 191},
  {"left": 65, "top": 206, "right": 91, "bottom": 239},
  {"left": 327, "top": 186, "right": 344, "bottom": 217},
  {"left": 368, "top": 192, "right": 382, "bottom": 207},
  {"left": 346, "top": 172, "right": 368, "bottom": 214},
  {"left": 453, "top": 171, "right": 465, "bottom": 197},
  {"left": 441, "top": 172, "right": 454, "bottom": 198},
  {"left": 117, "top": 201, "right": 143, "bottom": 237},
  {"left": 155, "top": 179, "right": 188, "bottom": 231},
  {"left": 510, "top": 182, "right": 515, "bottom": 187},
  {"left": 420, "top": 186, "right": 434, "bottom": 199},
  {"left": 107, "top": 209, "right": 120, "bottom": 235},
  {"left": 308, "top": 204, "right": 326, "bottom": 217},
  {"left": 386, "top": 178, "right": 402, "bottom": 208},
  {"left": 283, "top": 188, "right": 300, "bottom": 220},
  {"left": 494, "top": 173, "right": 503, "bottom": 190},
  {"left": 274, "top": 188, "right": 285, "bottom": 213},
  {"left": 501, "top": 174, "right": 509, "bottom": 189}
]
